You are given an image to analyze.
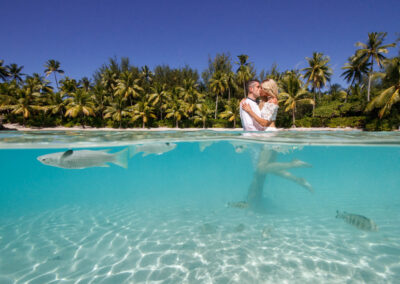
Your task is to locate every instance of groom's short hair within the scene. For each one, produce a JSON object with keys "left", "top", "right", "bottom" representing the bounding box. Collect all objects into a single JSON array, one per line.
[{"left": 246, "top": 80, "right": 260, "bottom": 93}]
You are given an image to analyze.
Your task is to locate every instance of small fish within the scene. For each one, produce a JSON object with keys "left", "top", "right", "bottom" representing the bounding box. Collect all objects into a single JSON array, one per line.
[
  {"left": 336, "top": 210, "right": 378, "bottom": 231},
  {"left": 37, "top": 148, "right": 129, "bottom": 169},
  {"left": 129, "top": 142, "right": 176, "bottom": 157},
  {"left": 227, "top": 201, "right": 249, "bottom": 209}
]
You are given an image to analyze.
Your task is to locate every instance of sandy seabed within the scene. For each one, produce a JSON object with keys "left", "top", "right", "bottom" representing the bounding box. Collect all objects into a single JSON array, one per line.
[{"left": 0, "top": 203, "right": 399, "bottom": 284}]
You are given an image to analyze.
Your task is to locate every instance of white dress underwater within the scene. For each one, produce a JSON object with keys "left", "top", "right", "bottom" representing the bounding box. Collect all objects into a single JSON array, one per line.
[{"left": 260, "top": 102, "right": 279, "bottom": 131}]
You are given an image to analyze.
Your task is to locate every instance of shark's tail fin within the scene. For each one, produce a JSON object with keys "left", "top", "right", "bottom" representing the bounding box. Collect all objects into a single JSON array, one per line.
[{"left": 113, "top": 148, "right": 129, "bottom": 168}]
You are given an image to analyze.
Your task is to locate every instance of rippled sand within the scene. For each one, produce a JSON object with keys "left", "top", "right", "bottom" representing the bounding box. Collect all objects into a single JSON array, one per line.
[{"left": 0, "top": 205, "right": 399, "bottom": 283}]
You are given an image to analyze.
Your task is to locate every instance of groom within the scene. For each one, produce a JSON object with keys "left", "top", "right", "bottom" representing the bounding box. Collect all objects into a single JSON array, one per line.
[{"left": 240, "top": 80, "right": 264, "bottom": 131}]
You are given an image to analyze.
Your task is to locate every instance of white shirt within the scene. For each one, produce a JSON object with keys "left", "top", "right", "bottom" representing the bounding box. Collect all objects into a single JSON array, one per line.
[{"left": 240, "top": 98, "right": 264, "bottom": 131}]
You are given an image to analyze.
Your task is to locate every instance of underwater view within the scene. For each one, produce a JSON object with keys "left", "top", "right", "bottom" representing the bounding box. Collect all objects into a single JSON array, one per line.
[{"left": 0, "top": 130, "right": 399, "bottom": 283}]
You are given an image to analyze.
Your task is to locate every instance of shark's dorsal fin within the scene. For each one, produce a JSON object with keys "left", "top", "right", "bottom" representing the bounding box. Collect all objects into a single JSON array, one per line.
[{"left": 61, "top": 150, "right": 73, "bottom": 159}]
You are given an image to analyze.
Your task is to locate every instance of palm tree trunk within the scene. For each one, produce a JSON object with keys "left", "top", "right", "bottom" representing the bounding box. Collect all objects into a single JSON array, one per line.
[
  {"left": 214, "top": 93, "right": 219, "bottom": 119},
  {"left": 228, "top": 86, "right": 231, "bottom": 101},
  {"left": 243, "top": 81, "right": 246, "bottom": 98},
  {"left": 54, "top": 73, "right": 59, "bottom": 90},
  {"left": 292, "top": 107, "right": 296, "bottom": 127},
  {"left": 203, "top": 118, "right": 206, "bottom": 129},
  {"left": 142, "top": 120, "right": 145, "bottom": 128},
  {"left": 176, "top": 119, "right": 179, "bottom": 128},
  {"left": 367, "top": 58, "right": 374, "bottom": 102}
]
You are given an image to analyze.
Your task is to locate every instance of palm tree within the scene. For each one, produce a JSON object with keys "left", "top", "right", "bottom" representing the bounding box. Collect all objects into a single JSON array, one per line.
[
  {"left": 130, "top": 95, "right": 157, "bottom": 128},
  {"left": 149, "top": 83, "right": 170, "bottom": 120},
  {"left": 165, "top": 87, "right": 187, "bottom": 128},
  {"left": 92, "top": 85, "right": 109, "bottom": 125},
  {"left": 114, "top": 71, "right": 143, "bottom": 105},
  {"left": 219, "top": 98, "right": 240, "bottom": 128},
  {"left": 341, "top": 55, "right": 370, "bottom": 88},
  {"left": 44, "top": 59, "right": 64, "bottom": 90},
  {"left": 10, "top": 86, "right": 40, "bottom": 126},
  {"left": 180, "top": 78, "right": 202, "bottom": 118},
  {"left": 65, "top": 88, "right": 95, "bottom": 128},
  {"left": 279, "top": 71, "right": 315, "bottom": 127},
  {"left": 355, "top": 32, "right": 396, "bottom": 101},
  {"left": 236, "top": 54, "right": 252, "bottom": 97},
  {"left": 6, "top": 63, "right": 25, "bottom": 83},
  {"left": 0, "top": 60, "right": 9, "bottom": 81},
  {"left": 366, "top": 57, "right": 400, "bottom": 118},
  {"left": 42, "top": 92, "right": 68, "bottom": 125},
  {"left": 302, "top": 52, "right": 332, "bottom": 113},
  {"left": 209, "top": 71, "right": 228, "bottom": 119},
  {"left": 226, "top": 71, "right": 237, "bottom": 101},
  {"left": 103, "top": 95, "right": 130, "bottom": 128},
  {"left": 193, "top": 100, "right": 214, "bottom": 128}
]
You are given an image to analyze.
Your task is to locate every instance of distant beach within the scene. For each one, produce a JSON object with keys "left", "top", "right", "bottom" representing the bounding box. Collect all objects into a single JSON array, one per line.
[{"left": 2, "top": 123, "right": 362, "bottom": 132}]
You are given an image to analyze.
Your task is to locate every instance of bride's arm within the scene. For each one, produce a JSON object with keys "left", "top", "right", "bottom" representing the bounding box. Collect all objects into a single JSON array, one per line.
[{"left": 241, "top": 102, "right": 271, "bottom": 127}]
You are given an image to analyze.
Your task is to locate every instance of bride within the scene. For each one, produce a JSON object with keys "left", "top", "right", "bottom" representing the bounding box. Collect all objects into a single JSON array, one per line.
[{"left": 241, "top": 79, "right": 279, "bottom": 131}]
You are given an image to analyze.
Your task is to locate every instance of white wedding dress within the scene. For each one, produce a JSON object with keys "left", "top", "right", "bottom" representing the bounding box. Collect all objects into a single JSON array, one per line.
[{"left": 260, "top": 102, "right": 279, "bottom": 131}]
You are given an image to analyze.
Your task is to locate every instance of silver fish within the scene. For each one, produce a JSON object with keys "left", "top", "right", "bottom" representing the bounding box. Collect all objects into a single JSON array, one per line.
[
  {"left": 37, "top": 148, "right": 129, "bottom": 169},
  {"left": 129, "top": 142, "right": 176, "bottom": 157},
  {"left": 336, "top": 210, "right": 378, "bottom": 231}
]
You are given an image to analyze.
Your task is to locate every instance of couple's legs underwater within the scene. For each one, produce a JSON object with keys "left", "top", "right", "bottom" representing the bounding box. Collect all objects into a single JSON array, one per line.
[{"left": 246, "top": 145, "right": 313, "bottom": 212}]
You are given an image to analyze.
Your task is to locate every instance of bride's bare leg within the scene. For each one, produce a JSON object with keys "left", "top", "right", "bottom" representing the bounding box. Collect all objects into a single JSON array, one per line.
[{"left": 274, "top": 170, "right": 313, "bottom": 193}]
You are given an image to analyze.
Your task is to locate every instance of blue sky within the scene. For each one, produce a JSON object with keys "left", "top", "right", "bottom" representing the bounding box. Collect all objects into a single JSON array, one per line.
[{"left": 2, "top": 0, "right": 399, "bottom": 87}]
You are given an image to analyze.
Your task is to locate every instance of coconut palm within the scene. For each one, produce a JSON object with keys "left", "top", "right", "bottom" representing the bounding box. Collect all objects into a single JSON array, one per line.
[
  {"left": 165, "top": 87, "right": 187, "bottom": 128},
  {"left": 226, "top": 71, "right": 237, "bottom": 101},
  {"left": 59, "top": 76, "right": 78, "bottom": 96},
  {"left": 209, "top": 71, "right": 228, "bottom": 119},
  {"left": 193, "top": 100, "right": 214, "bottom": 128},
  {"left": 219, "top": 98, "right": 240, "bottom": 128},
  {"left": 149, "top": 83, "right": 170, "bottom": 120},
  {"left": 42, "top": 92, "right": 67, "bottom": 125},
  {"left": 6, "top": 63, "right": 25, "bottom": 83},
  {"left": 103, "top": 95, "right": 130, "bottom": 128},
  {"left": 114, "top": 71, "right": 143, "bottom": 105},
  {"left": 44, "top": 59, "right": 64, "bottom": 90},
  {"left": 0, "top": 60, "right": 9, "bottom": 81},
  {"left": 279, "top": 71, "right": 315, "bottom": 127},
  {"left": 355, "top": 32, "right": 396, "bottom": 101},
  {"left": 180, "top": 78, "right": 203, "bottom": 118},
  {"left": 302, "top": 52, "right": 332, "bottom": 113},
  {"left": 341, "top": 55, "right": 370, "bottom": 88},
  {"left": 65, "top": 88, "right": 95, "bottom": 128},
  {"left": 366, "top": 57, "right": 400, "bottom": 118},
  {"left": 236, "top": 54, "right": 252, "bottom": 97},
  {"left": 10, "top": 86, "right": 41, "bottom": 126},
  {"left": 130, "top": 95, "right": 157, "bottom": 128},
  {"left": 92, "top": 85, "right": 109, "bottom": 124}
]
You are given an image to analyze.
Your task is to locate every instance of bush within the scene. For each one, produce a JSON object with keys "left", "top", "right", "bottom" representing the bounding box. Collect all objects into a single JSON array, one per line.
[
  {"left": 295, "top": 117, "right": 324, "bottom": 127},
  {"left": 326, "top": 116, "right": 365, "bottom": 128}
]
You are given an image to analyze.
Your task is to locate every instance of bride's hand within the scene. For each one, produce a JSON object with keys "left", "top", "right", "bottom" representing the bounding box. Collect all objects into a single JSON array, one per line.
[{"left": 241, "top": 101, "right": 251, "bottom": 113}]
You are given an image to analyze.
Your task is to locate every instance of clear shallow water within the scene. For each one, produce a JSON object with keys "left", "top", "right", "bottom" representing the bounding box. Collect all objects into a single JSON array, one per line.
[{"left": 0, "top": 130, "right": 399, "bottom": 283}]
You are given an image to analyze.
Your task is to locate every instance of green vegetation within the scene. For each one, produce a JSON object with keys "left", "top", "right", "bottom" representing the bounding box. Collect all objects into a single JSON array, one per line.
[{"left": 0, "top": 33, "right": 399, "bottom": 130}]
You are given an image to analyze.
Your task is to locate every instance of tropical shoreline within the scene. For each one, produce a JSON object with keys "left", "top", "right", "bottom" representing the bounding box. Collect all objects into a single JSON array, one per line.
[{"left": 2, "top": 123, "right": 363, "bottom": 132}]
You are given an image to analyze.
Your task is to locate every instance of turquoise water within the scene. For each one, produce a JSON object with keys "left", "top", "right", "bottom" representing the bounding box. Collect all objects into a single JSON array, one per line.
[{"left": 0, "top": 130, "right": 399, "bottom": 283}]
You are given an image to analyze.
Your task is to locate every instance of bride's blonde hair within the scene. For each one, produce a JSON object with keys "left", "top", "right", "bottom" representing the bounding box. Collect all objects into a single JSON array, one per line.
[{"left": 261, "top": 79, "right": 279, "bottom": 97}]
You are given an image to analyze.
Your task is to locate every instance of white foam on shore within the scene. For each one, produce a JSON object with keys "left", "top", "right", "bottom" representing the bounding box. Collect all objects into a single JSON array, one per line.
[{"left": 0, "top": 204, "right": 399, "bottom": 283}]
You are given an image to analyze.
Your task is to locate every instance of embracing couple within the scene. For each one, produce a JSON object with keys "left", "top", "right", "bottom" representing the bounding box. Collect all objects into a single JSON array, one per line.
[{"left": 240, "top": 79, "right": 279, "bottom": 131}]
